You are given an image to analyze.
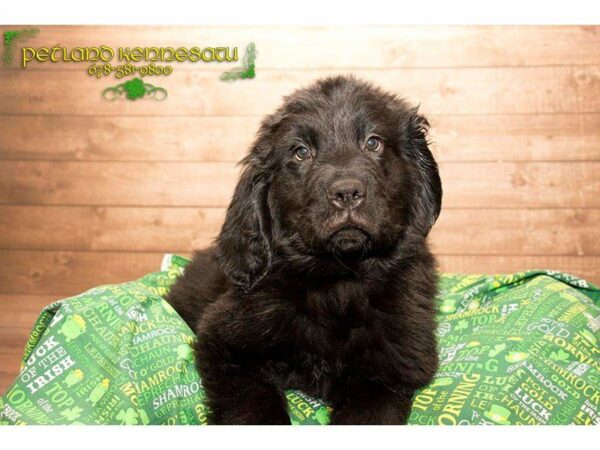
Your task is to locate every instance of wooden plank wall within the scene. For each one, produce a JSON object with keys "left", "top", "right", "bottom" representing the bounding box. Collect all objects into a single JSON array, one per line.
[{"left": 1, "top": 25, "right": 599, "bottom": 392}]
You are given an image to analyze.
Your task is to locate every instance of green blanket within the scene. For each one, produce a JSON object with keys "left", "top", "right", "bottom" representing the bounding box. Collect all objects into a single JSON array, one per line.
[{"left": 1, "top": 254, "right": 599, "bottom": 425}]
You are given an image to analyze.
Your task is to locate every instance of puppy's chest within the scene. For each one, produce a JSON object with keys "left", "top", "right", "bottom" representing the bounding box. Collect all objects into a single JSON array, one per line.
[
  {"left": 303, "top": 282, "right": 371, "bottom": 328},
  {"left": 272, "top": 283, "right": 404, "bottom": 398},
  {"left": 292, "top": 282, "right": 389, "bottom": 360},
  {"left": 281, "top": 286, "right": 393, "bottom": 394}
]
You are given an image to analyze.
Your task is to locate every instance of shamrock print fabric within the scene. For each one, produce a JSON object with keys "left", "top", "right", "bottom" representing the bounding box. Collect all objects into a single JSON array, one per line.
[
  {"left": 412, "top": 271, "right": 599, "bottom": 425},
  {"left": 0, "top": 254, "right": 598, "bottom": 425}
]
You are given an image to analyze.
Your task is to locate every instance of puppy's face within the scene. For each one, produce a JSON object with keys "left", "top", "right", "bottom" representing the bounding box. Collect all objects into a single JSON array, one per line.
[
  {"left": 217, "top": 76, "right": 442, "bottom": 288},
  {"left": 261, "top": 78, "right": 440, "bottom": 257}
]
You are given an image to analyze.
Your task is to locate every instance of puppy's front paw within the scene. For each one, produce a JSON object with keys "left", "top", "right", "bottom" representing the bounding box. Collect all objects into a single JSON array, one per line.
[
  {"left": 206, "top": 383, "right": 291, "bottom": 425},
  {"left": 330, "top": 389, "right": 413, "bottom": 425},
  {"left": 331, "top": 406, "right": 410, "bottom": 425},
  {"left": 209, "top": 402, "right": 291, "bottom": 425}
]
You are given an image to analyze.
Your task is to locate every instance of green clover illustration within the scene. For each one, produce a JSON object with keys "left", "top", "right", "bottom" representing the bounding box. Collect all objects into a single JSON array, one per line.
[
  {"left": 123, "top": 78, "right": 146, "bottom": 100},
  {"left": 60, "top": 406, "right": 83, "bottom": 422},
  {"left": 549, "top": 349, "right": 569, "bottom": 362},
  {"left": 455, "top": 319, "right": 469, "bottom": 331},
  {"left": 314, "top": 406, "right": 330, "bottom": 425},
  {"left": 241, "top": 63, "right": 255, "bottom": 79},
  {"left": 4, "top": 32, "right": 18, "bottom": 47},
  {"left": 220, "top": 43, "right": 257, "bottom": 81},
  {"left": 2, "top": 29, "right": 39, "bottom": 66},
  {"left": 116, "top": 407, "right": 139, "bottom": 425},
  {"left": 103, "top": 77, "right": 167, "bottom": 101}
]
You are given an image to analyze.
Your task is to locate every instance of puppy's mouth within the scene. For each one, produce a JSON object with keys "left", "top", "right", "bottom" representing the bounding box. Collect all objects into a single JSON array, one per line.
[{"left": 328, "top": 225, "right": 370, "bottom": 254}]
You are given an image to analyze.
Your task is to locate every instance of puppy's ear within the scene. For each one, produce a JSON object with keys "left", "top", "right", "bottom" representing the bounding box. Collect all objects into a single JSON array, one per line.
[
  {"left": 405, "top": 109, "right": 443, "bottom": 236},
  {"left": 216, "top": 161, "right": 272, "bottom": 291}
]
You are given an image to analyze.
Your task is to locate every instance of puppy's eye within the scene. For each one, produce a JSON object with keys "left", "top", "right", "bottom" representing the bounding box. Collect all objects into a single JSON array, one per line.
[
  {"left": 294, "top": 146, "right": 311, "bottom": 161},
  {"left": 364, "top": 136, "right": 383, "bottom": 152}
]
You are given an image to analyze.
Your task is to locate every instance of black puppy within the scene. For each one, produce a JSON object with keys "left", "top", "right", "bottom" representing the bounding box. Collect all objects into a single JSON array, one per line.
[{"left": 167, "top": 75, "right": 442, "bottom": 425}]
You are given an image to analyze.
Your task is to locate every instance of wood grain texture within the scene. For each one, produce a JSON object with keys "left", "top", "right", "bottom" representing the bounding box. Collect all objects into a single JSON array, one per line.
[
  {"left": 1, "top": 25, "right": 599, "bottom": 70},
  {"left": 0, "top": 161, "right": 239, "bottom": 207},
  {"left": 0, "top": 115, "right": 262, "bottom": 162},
  {"left": 2, "top": 114, "right": 599, "bottom": 162},
  {"left": 0, "top": 329, "right": 33, "bottom": 356},
  {"left": 2, "top": 66, "right": 600, "bottom": 116},
  {"left": 0, "top": 329, "right": 50, "bottom": 354},
  {"left": 2, "top": 205, "right": 600, "bottom": 256},
  {"left": 440, "top": 162, "right": 600, "bottom": 208},
  {"left": 429, "top": 114, "right": 600, "bottom": 162},
  {"left": 0, "top": 205, "right": 225, "bottom": 251},
  {"left": 0, "top": 294, "right": 57, "bottom": 325},
  {"left": 2, "top": 161, "right": 599, "bottom": 208},
  {"left": 431, "top": 209, "right": 600, "bottom": 256},
  {"left": 1, "top": 250, "right": 598, "bottom": 295},
  {"left": 0, "top": 250, "right": 167, "bottom": 296}
]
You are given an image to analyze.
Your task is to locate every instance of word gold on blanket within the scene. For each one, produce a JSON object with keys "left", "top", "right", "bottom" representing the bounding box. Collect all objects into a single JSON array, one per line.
[{"left": 0, "top": 255, "right": 598, "bottom": 425}]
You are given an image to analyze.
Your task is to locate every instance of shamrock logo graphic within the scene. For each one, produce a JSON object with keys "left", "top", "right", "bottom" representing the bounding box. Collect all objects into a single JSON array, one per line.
[
  {"left": 2, "top": 29, "right": 38, "bottom": 65},
  {"left": 220, "top": 42, "right": 257, "bottom": 81},
  {"left": 103, "top": 78, "right": 167, "bottom": 101},
  {"left": 3, "top": 32, "right": 18, "bottom": 46},
  {"left": 123, "top": 78, "right": 146, "bottom": 100}
]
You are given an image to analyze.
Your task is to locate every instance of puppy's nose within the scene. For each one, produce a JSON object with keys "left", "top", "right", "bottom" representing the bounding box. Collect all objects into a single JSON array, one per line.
[{"left": 328, "top": 179, "right": 365, "bottom": 210}]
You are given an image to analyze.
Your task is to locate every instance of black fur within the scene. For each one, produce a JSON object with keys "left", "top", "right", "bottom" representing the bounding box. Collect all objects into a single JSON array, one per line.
[{"left": 167, "top": 76, "right": 442, "bottom": 425}]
